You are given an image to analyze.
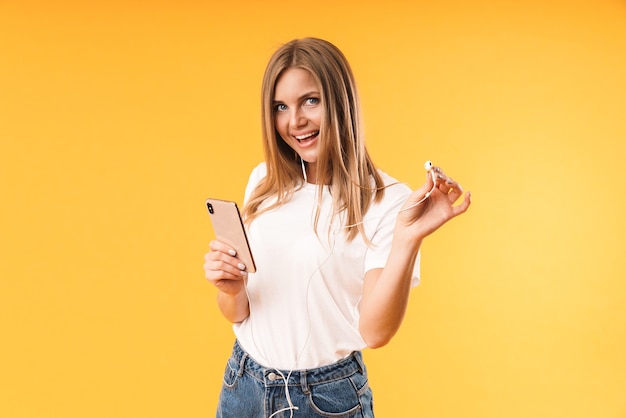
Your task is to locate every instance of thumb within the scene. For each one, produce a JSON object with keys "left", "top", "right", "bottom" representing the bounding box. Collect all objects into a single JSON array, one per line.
[{"left": 402, "top": 171, "right": 435, "bottom": 211}]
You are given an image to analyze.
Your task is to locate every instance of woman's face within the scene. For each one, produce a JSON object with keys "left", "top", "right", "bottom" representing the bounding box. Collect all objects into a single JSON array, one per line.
[{"left": 273, "top": 67, "right": 322, "bottom": 182}]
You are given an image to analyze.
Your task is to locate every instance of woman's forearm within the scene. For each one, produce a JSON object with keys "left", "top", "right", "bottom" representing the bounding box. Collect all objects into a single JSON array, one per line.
[
  {"left": 217, "top": 289, "right": 250, "bottom": 323},
  {"left": 359, "top": 235, "right": 422, "bottom": 348}
]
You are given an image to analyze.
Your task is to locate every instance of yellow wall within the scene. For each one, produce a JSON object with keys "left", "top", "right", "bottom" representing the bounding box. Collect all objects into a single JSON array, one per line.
[{"left": 1, "top": 0, "right": 625, "bottom": 417}]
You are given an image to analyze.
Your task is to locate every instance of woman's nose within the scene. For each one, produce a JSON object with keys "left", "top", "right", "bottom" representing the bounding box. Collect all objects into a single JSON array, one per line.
[{"left": 289, "top": 109, "right": 306, "bottom": 128}]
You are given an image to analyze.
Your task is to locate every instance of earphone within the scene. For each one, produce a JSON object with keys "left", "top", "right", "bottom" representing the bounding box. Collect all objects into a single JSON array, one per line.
[
  {"left": 394, "top": 160, "right": 437, "bottom": 213},
  {"left": 419, "top": 160, "right": 438, "bottom": 202},
  {"left": 301, "top": 158, "right": 437, "bottom": 208},
  {"left": 301, "top": 157, "right": 307, "bottom": 183},
  {"left": 244, "top": 160, "right": 437, "bottom": 418}
]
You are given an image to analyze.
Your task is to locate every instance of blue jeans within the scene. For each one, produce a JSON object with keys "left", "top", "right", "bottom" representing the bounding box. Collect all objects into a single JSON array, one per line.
[{"left": 216, "top": 340, "right": 374, "bottom": 418}]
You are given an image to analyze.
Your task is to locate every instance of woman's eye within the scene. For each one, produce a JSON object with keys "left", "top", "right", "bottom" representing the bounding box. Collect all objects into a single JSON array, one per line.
[
  {"left": 275, "top": 103, "right": 287, "bottom": 112},
  {"left": 305, "top": 97, "right": 320, "bottom": 106}
]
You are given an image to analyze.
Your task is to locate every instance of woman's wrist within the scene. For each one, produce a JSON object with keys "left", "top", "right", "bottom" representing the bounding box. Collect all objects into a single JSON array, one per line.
[
  {"left": 390, "top": 230, "right": 422, "bottom": 262},
  {"left": 393, "top": 221, "right": 424, "bottom": 252}
]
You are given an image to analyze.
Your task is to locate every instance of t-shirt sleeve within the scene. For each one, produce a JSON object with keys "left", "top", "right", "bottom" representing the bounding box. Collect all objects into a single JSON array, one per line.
[
  {"left": 243, "top": 162, "right": 267, "bottom": 204},
  {"left": 363, "top": 182, "right": 421, "bottom": 287}
]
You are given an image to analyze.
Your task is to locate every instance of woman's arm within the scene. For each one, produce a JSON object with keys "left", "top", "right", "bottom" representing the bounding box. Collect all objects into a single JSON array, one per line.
[
  {"left": 204, "top": 240, "right": 251, "bottom": 323},
  {"left": 359, "top": 166, "right": 471, "bottom": 348},
  {"left": 216, "top": 287, "right": 250, "bottom": 323}
]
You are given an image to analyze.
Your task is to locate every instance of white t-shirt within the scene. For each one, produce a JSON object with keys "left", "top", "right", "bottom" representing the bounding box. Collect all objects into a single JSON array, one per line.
[{"left": 233, "top": 163, "right": 420, "bottom": 370}]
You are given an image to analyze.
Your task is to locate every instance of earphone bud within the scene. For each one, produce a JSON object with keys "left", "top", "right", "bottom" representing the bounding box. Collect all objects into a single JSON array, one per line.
[
  {"left": 423, "top": 160, "right": 436, "bottom": 199},
  {"left": 396, "top": 160, "right": 437, "bottom": 212},
  {"left": 424, "top": 160, "right": 436, "bottom": 184}
]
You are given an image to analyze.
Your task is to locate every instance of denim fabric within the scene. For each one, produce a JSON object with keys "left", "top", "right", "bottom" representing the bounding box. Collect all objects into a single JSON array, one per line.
[{"left": 216, "top": 340, "right": 374, "bottom": 418}]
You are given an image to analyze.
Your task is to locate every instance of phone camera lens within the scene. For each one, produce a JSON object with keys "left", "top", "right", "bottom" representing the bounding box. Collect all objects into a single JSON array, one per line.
[{"left": 208, "top": 203, "right": 214, "bottom": 214}]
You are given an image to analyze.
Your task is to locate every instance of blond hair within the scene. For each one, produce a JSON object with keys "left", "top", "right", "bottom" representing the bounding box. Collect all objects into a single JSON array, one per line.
[{"left": 242, "top": 37, "right": 385, "bottom": 242}]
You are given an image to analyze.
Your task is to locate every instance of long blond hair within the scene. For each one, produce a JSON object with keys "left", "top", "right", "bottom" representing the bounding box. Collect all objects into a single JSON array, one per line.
[{"left": 242, "top": 37, "right": 385, "bottom": 242}]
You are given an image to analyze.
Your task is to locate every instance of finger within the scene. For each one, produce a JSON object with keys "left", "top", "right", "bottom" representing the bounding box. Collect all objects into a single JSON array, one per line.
[
  {"left": 209, "top": 241, "right": 248, "bottom": 274},
  {"left": 204, "top": 250, "right": 247, "bottom": 270},
  {"left": 204, "top": 251, "right": 247, "bottom": 280},
  {"left": 445, "top": 178, "right": 464, "bottom": 202},
  {"left": 432, "top": 168, "right": 451, "bottom": 187},
  {"left": 435, "top": 172, "right": 455, "bottom": 194},
  {"left": 451, "top": 192, "right": 472, "bottom": 217},
  {"left": 204, "top": 260, "right": 247, "bottom": 281},
  {"left": 437, "top": 181, "right": 451, "bottom": 194},
  {"left": 204, "top": 265, "right": 247, "bottom": 287},
  {"left": 206, "top": 270, "right": 246, "bottom": 286},
  {"left": 209, "top": 240, "right": 238, "bottom": 257},
  {"left": 432, "top": 166, "right": 454, "bottom": 182},
  {"left": 406, "top": 171, "right": 435, "bottom": 205},
  {"left": 205, "top": 254, "right": 247, "bottom": 276},
  {"left": 432, "top": 166, "right": 462, "bottom": 191}
]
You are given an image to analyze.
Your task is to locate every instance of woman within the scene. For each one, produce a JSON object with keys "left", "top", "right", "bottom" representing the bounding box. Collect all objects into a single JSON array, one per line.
[{"left": 204, "top": 37, "right": 471, "bottom": 418}]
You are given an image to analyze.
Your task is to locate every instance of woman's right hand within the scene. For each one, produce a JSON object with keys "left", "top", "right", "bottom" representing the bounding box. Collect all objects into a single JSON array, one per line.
[{"left": 204, "top": 240, "right": 248, "bottom": 296}]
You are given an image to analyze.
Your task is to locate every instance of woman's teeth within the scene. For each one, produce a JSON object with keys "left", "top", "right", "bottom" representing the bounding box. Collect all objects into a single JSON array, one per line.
[{"left": 295, "top": 131, "right": 318, "bottom": 142}]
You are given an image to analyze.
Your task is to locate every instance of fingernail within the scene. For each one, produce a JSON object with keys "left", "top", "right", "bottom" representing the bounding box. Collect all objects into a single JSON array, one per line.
[
  {"left": 228, "top": 249, "right": 236, "bottom": 256},
  {"left": 238, "top": 263, "right": 245, "bottom": 270},
  {"left": 240, "top": 270, "right": 247, "bottom": 276}
]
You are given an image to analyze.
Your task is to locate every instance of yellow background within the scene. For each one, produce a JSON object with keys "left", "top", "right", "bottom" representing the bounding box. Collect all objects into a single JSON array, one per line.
[{"left": 1, "top": 0, "right": 625, "bottom": 417}]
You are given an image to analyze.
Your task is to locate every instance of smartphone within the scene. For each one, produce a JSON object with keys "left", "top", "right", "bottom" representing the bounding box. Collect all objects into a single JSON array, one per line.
[{"left": 205, "top": 198, "right": 256, "bottom": 273}]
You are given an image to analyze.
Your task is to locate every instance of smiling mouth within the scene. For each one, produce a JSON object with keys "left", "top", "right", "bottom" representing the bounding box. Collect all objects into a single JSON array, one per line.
[{"left": 295, "top": 131, "right": 319, "bottom": 142}]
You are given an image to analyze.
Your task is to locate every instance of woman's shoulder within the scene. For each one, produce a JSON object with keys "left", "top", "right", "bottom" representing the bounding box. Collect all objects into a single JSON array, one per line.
[
  {"left": 376, "top": 169, "right": 412, "bottom": 198},
  {"left": 250, "top": 162, "right": 267, "bottom": 178},
  {"left": 357, "top": 169, "right": 411, "bottom": 217},
  {"left": 244, "top": 162, "right": 267, "bottom": 202}
]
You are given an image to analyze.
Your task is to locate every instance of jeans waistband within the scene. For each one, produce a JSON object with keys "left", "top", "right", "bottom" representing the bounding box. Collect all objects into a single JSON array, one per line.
[{"left": 230, "top": 340, "right": 366, "bottom": 389}]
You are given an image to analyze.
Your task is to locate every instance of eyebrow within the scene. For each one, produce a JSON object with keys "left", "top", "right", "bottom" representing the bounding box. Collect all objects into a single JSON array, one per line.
[{"left": 272, "top": 91, "right": 320, "bottom": 104}]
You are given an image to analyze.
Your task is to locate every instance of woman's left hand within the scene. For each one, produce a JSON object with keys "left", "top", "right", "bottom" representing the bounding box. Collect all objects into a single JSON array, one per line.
[{"left": 396, "top": 165, "right": 472, "bottom": 241}]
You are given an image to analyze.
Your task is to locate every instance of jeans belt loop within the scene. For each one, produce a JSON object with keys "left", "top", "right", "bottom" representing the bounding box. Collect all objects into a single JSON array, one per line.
[
  {"left": 300, "top": 370, "right": 310, "bottom": 394},
  {"left": 237, "top": 352, "right": 248, "bottom": 377},
  {"left": 354, "top": 351, "right": 365, "bottom": 374}
]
